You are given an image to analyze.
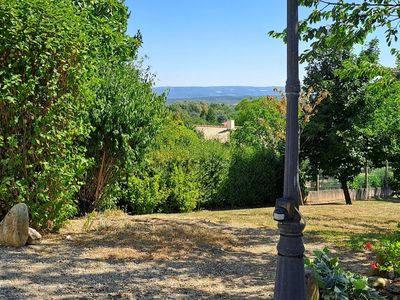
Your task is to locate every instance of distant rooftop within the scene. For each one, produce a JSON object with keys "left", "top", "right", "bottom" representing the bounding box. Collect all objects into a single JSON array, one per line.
[{"left": 195, "top": 120, "right": 236, "bottom": 143}]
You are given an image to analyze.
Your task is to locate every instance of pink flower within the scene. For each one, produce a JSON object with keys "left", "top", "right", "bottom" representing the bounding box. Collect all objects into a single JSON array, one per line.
[
  {"left": 370, "top": 261, "right": 379, "bottom": 270},
  {"left": 363, "top": 242, "right": 373, "bottom": 251}
]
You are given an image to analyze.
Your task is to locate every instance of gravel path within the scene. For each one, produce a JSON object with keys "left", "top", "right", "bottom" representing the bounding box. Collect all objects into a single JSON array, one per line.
[{"left": 0, "top": 216, "right": 371, "bottom": 300}]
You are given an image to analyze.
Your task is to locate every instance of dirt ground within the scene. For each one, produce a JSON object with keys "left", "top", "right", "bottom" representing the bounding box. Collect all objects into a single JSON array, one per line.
[{"left": 1, "top": 200, "right": 398, "bottom": 300}]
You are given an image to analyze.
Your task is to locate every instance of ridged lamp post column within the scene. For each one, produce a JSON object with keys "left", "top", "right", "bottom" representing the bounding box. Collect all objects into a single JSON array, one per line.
[{"left": 273, "top": 0, "right": 306, "bottom": 299}]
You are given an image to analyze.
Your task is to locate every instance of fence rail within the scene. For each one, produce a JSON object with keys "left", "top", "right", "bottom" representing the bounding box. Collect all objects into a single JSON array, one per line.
[{"left": 305, "top": 188, "right": 392, "bottom": 204}]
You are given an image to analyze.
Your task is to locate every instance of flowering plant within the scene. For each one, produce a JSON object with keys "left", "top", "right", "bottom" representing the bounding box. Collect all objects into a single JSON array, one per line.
[
  {"left": 363, "top": 223, "right": 400, "bottom": 278},
  {"left": 363, "top": 242, "right": 373, "bottom": 251}
]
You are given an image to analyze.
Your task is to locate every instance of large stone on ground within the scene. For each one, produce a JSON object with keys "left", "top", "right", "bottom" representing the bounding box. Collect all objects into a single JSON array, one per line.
[
  {"left": 0, "top": 203, "right": 29, "bottom": 247},
  {"left": 26, "top": 227, "right": 42, "bottom": 245}
]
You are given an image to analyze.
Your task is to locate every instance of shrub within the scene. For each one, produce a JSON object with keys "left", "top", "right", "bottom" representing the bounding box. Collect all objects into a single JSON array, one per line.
[
  {"left": 196, "top": 141, "right": 231, "bottom": 208},
  {"left": 106, "top": 118, "right": 230, "bottom": 214},
  {"left": 305, "top": 248, "right": 383, "bottom": 300},
  {"left": 78, "top": 63, "right": 165, "bottom": 211},
  {"left": 124, "top": 172, "right": 168, "bottom": 214},
  {"left": 350, "top": 168, "right": 392, "bottom": 189},
  {"left": 224, "top": 146, "right": 284, "bottom": 207}
]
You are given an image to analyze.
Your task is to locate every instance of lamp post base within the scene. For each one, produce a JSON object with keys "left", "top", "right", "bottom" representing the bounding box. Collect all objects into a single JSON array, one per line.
[{"left": 274, "top": 221, "right": 306, "bottom": 300}]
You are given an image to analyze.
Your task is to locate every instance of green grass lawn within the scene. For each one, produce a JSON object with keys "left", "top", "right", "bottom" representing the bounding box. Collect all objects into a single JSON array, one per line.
[{"left": 168, "top": 199, "right": 400, "bottom": 249}]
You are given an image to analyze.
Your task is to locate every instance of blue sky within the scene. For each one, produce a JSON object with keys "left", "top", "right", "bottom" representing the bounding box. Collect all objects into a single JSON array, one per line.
[{"left": 126, "top": 0, "right": 399, "bottom": 87}]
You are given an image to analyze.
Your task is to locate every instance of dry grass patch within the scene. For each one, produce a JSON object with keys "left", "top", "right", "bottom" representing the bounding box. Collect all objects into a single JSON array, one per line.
[
  {"left": 163, "top": 199, "right": 400, "bottom": 247},
  {"left": 62, "top": 214, "right": 238, "bottom": 262},
  {"left": 58, "top": 199, "right": 400, "bottom": 262}
]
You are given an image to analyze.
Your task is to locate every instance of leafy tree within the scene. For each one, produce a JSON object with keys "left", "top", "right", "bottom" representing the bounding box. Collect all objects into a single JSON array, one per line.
[
  {"left": 301, "top": 42, "right": 382, "bottom": 204},
  {"left": 226, "top": 97, "right": 286, "bottom": 207},
  {"left": 72, "top": 0, "right": 142, "bottom": 65},
  {"left": 205, "top": 106, "right": 217, "bottom": 123},
  {"left": 361, "top": 62, "right": 400, "bottom": 192},
  {"left": 231, "top": 97, "right": 286, "bottom": 152},
  {"left": 78, "top": 64, "right": 165, "bottom": 211}
]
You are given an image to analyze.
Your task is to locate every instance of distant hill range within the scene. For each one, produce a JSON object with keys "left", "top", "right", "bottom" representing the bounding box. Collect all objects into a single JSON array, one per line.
[{"left": 153, "top": 86, "right": 283, "bottom": 104}]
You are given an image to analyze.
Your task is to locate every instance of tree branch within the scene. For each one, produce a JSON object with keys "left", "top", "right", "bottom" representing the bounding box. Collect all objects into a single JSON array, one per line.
[{"left": 319, "top": 0, "right": 400, "bottom": 7}]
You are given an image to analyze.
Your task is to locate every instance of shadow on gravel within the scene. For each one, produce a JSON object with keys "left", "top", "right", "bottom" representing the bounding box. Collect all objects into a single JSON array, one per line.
[{"left": 0, "top": 219, "right": 277, "bottom": 299}]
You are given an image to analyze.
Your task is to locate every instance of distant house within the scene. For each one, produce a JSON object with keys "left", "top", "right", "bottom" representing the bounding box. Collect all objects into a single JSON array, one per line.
[{"left": 195, "top": 120, "right": 236, "bottom": 143}]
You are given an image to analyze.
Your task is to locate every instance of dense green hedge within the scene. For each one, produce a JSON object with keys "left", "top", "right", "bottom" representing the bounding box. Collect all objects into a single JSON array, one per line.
[
  {"left": 225, "top": 147, "right": 284, "bottom": 207},
  {"left": 0, "top": 0, "right": 92, "bottom": 229},
  {"left": 97, "top": 116, "right": 285, "bottom": 214},
  {"left": 100, "top": 118, "right": 231, "bottom": 214},
  {"left": 0, "top": 0, "right": 162, "bottom": 230}
]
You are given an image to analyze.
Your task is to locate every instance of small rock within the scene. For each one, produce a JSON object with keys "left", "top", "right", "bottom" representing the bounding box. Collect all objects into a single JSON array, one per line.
[
  {"left": 368, "top": 276, "right": 391, "bottom": 289},
  {"left": 305, "top": 268, "right": 320, "bottom": 300},
  {"left": 66, "top": 235, "right": 72, "bottom": 240},
  {"left": 26, "top": 227, "right": 42, "bottom": 245},
  {"left": 0, "top": 203, "right": 29, "bottom": 247}
]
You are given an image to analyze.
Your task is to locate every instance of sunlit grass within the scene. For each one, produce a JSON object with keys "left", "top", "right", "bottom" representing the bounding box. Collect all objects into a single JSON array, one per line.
[{"left": 60, "top": 199, "right": 400, "bottom": 261}]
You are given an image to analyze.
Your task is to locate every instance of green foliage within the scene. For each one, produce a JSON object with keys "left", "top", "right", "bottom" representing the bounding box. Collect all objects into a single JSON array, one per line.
[
  {"left": 350, "top": 168, "right": 393, "bottom": 189},
  {"left": 164, "top": 164, "right": 200, "bottom": 213},
  {"left": 0, "top": 0, "right": 93, "bottom": 230},
  {"left": 122, "top": 171, "right": 167, "bottom": 214},
  {"left": 305, "top": 248, "right": 383, "bottom": 300},
  {"left": 270, "top": 1, "right": 400, "bottom": 61},
  {"left": 79, "top": 63, "right": 165, "bottom": 211},
  {"left": 72, "top": 0, "right": 142, "bottom": 65},
  {"left": 212, "top": 96, "right": 287, "bottom": 208},
  {"left": 0, "top": 0, "right": 158, "bottom": 230},
  {"left": 388, "top": 175, "right": 400, "bottom": 194},
  {"left": 110, "top": 118, "right": 231, "bottom": 214},
  {"left": 301, "top": 41, "right": 386, "bottom": 204},
  {"left": 375, "top": 238, "right": 400, "bottom": 277},
  {"left": 231, "top": 97, "right": 286, "bottom": 152},
  {"left": 197, "top": 142, "right": 231, "bottom": 207},
  {"left": 224, "top": 147, "right": 284, "bottom": 207},
  {"left": 363, "top": 224, "right": 400, "bottom": 277},
  {"left": 168, "top": 101, "right": 235, "bottom": 126}
]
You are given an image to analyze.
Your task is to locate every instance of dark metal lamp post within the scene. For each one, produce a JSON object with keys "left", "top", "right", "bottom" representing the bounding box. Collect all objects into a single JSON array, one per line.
[{"left": 273, "top": 0, "right": 306, "bottom": 299}]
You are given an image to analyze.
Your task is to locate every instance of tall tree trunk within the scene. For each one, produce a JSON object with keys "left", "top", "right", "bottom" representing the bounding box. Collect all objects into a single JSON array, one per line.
[
  {"left": 384, "top": 160, "right": 389, "bottom": 198},
  {"left": 341, "top": 180, "right": 352, "bottom": 205}
]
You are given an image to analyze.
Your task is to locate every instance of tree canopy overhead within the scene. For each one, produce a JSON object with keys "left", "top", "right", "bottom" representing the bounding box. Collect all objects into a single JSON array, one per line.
[{"left": 270, "top": 0, "right": 400, "bottom": 61}]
